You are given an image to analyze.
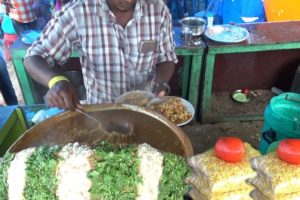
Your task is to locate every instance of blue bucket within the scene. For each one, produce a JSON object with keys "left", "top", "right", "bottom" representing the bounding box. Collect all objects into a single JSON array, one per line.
[
  {"left": 259, "top": 93, "right": 300, "bottom": 154},
  {"left": 221, "top": 0, "right": 266, "bottom": 24}
]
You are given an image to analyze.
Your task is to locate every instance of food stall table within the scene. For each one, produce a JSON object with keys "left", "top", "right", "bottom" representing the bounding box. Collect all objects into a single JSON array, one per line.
[{"left": 201, "top": 21, "right": 300, "bottom": 123}]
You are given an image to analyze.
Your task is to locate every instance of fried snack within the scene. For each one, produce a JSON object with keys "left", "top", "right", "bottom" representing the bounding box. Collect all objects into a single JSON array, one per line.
[
  {"left": 189, "top": 187, "right": 253, "bottom": 200},
  {"left": 251, "top": 189, "right": 300, "bottom": 200},
  {"left": 151, "top": 97, "right": 192, "bottom": 124},
  {"left": 187, "top": 143, "right": 259, "bottom": 198},
  {"left": 248, "top": 152, "right": 300, "bottom": 199}
]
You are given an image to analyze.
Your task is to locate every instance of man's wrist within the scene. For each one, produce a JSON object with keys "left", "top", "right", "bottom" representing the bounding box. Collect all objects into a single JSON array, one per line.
[{"left": 48, "top": 76, "right": 70, "bottom": 89}]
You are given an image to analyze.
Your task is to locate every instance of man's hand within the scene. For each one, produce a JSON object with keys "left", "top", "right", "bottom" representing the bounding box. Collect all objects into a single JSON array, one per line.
[
  {"left": 45, "top": 81, "right": 81, "bottom": 110},
  {"left": 152, "top": 81, "right": 170, "bottom": 97}
]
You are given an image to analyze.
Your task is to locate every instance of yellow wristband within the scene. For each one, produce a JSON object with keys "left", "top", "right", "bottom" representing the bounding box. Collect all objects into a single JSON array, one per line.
[{"left": 48, "top": 76, "right": 70, "bottom": 89}]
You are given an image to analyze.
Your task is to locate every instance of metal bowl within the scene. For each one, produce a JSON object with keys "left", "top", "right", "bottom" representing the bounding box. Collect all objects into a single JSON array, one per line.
[
  {"left": 180, "top": 17, "right": 206, "bottom": 36},
  {"left": 8, "top": 104, "right": 194, "bottom": 158}
]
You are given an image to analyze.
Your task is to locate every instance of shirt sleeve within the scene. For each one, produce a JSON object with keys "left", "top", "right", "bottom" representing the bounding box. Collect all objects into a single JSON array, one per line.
[
  {"left": 157, "top": 4, "right": 178, "bottom": 64},
  {"left": 25, "top": 4, "right": 80, "bottom": 67}
]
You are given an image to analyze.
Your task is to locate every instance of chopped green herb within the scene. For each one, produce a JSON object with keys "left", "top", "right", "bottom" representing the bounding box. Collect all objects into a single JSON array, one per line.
[
  {"left": 89, "top": 142, "right": 141, "bottom": 200},
  {"left": 0, "top": 153, "right": 15, "bottom": 200},
  {"left": 159, "top": 153, "right": 191, "bottom": 200},
  {"left": 24, "top": 145, "right": 60, "bottom": 200}
]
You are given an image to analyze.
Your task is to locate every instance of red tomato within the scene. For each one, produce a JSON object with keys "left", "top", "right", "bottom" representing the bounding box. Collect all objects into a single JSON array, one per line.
[
  {"left": 214, "top": 137, "right": 245, "bottom": 163},
  {"left": 242, "top": 88, "right": 249, "bottom": 95},
  {"left": 277, "top": 139, "right": 300, "bottom": 164}
]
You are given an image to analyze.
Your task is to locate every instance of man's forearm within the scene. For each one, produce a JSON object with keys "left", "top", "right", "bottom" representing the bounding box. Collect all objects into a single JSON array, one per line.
[
  {"left": 24, "top": 55, "right": 63, "bottom": 87},
  {"left": 155, "top": 61, "right": 175, "bottom": 83}
]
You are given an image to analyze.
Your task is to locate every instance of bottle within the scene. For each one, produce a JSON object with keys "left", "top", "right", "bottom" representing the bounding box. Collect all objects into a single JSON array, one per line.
[{"left": 207, "top": 13, "right": 214, "bottom": 28}]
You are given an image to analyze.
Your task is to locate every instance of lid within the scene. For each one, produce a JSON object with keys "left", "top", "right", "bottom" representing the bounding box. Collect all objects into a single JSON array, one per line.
[{"left": 271, "top": 93, "right": 300, "bottom": 124}]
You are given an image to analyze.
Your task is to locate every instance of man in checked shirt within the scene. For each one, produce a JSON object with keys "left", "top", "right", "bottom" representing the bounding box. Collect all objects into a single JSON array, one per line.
[
  {"left": 24, "top": 0, "right": 177, "bottom": 110},
  {"left": 2, "top": 0, "right": 38, "bottom": 35}
]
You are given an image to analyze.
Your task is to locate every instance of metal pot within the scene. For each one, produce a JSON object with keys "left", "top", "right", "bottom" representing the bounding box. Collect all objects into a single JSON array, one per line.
[
  {"left": 8, "top": 104, "right": 194, "bottom": 158},
  {"left": 180, "top": 17, "right": 206, "bottom": 36}
]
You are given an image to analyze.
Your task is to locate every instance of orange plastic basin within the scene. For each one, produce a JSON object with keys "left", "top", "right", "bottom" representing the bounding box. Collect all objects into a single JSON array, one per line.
[{"left": 264, "top": 0, "right": 300, "bottom": 22}]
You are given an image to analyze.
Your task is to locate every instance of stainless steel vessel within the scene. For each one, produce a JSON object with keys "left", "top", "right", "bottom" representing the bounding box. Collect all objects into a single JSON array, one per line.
[{"left": 180, "top": 17, "right": 206, "bottom": 36}]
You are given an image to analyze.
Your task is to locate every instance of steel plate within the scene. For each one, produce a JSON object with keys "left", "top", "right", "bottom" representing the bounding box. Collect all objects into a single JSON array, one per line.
[{"left": 205, "top": 24, "right": 249, "bottom": 43}]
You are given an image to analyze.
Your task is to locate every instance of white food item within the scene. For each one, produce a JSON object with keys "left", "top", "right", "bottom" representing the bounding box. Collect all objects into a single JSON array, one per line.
[
  {"left": 56, "top": 143, "right": 93, "bottom": 200},
  {"left": 136, "top": 143, "right": 164, "bottom": 200},
  {"left": 7, "top": 147, "right": 36, "bottom": 200}
]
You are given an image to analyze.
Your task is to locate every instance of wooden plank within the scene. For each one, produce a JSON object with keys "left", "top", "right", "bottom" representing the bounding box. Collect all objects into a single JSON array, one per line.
[
  {"left": 188, "top": 54, "right": 203, "bottom": 110},
  {"left": 209, "top": 42, "right": 300, "bottom": 54},
  {"left": 11, "top": 58, "right": 36, "bottom": 105},
  {"left": 15, "top": 108, "right": 28, "bottom": 132},
  {"left": 202, "top": 114, "right": 264, "bottom": 124},
  {"left": 181, "top": 56, "right": 192, "bottom": 98},
  {"left": 175, "top": 47, "right": 204, "bottom": 55},
  {"left": 201, "top": 53, "right": 215, "bottom": 113}
]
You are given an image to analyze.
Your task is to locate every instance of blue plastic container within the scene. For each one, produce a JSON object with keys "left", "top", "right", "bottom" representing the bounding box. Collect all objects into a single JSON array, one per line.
[
  {"left": 259, "top": 93, "right": 300, "bottom": 154},
  {"left": 221, "top": 0, "right": 266, "bottom": 24}
]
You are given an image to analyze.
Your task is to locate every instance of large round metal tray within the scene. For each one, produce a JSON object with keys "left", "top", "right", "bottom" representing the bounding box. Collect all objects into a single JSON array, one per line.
[{"left": 8, "top": 104, "right": 193, "bottom": 158}]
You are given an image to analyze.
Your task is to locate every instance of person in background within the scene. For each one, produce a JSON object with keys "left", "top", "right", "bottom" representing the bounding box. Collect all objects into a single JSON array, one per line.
[
  {"left": 0, "top": 53, "right": 18, "bottom": 105},
  {"left": 1, "top": 12, "right": 18, "bottom": 61},
  {"left": 24, "top": 0, "right": 177, "bottom": 110},
  {"left": 167, "top": 0, "right": 188, "bottom": 25},
  {"left": 34, "top": 0, "right": 52, "bottom": 29},
  {"left": 2, "top": 0, "right": 37, "bottom": 35}
]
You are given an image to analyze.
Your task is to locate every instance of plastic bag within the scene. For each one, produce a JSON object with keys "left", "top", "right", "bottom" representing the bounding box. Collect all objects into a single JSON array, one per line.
[
  {"left": 31, "top": 107, "right": 64, "bottom": 124},
  {"left": 250, "top": 189, "right": 300, "bottom": 200},
  {"left": 248, "top": 152, "right": 300, "bottom": 199},
  {"left": 186, "top": 143, "right": 259, "bottom": 197},
  {"left": 1, "top": 14, "right": 16, "bottom": 34}
]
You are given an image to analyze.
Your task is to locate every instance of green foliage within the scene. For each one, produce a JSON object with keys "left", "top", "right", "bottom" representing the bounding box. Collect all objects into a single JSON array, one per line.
[
  {"left": 0, "top": 153, "right": 15, "bottom": 200},
  {"left": 24, "top": 145, "right": 60, "bottom": 200},
  {"left": 89, "top": 142, "right": 141, "bottom": 200},
  {"left": 158, "top": 153, "right": 191, "bottom": 200}
]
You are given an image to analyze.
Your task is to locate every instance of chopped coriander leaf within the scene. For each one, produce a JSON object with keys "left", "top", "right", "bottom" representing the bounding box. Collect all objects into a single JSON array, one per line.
[
  {"left": 159, "top": 153, "right": 191, "bottom": 200},
  {"left": 0, "top": 153, "right": 15, "bottom": 200},
  {"left": 24, "top": 145, "right": 60, "bottom": 200},
  {"left": 89, "top": 142, "right": 141, "bottom": 200}
]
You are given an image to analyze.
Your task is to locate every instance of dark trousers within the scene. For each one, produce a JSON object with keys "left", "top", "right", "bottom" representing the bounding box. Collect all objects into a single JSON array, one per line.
[
  {"left": 11, "top": 19, "right": 38, "bottom": 36},
  {"left": 0, "top": 55, "right": 18, "bottom": 105}
]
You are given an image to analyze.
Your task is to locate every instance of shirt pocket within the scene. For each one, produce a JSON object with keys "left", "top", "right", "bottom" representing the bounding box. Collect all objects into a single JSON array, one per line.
[{"left": 127, "top": 51, "right": 157, "bottom": 90}]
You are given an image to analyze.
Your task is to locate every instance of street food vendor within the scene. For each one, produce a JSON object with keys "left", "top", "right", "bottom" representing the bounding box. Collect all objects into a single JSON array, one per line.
[{"left": 23, "top": 0, "right": 177, "bottom": 110}]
